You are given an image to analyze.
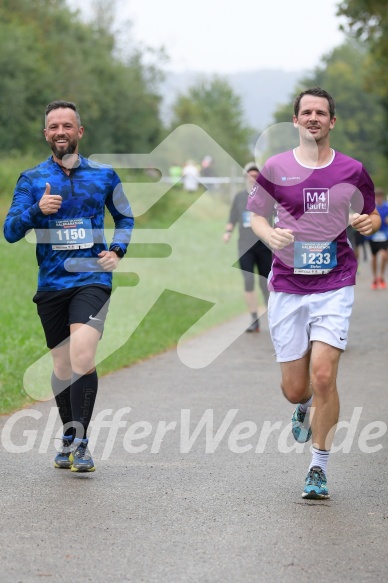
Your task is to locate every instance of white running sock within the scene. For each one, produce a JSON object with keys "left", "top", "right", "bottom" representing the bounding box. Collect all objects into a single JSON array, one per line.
[{"left": 309, "top": 447, "right": 330, "bottom": 476}]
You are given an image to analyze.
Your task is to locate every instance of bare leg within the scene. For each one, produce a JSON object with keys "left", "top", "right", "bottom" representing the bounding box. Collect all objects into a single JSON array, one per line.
[
  {"left": 379, "top": 249, "right": 387, "bottom": 281},
  {"left": 371, "top": 253, "right": 377, "bottom": 280},
  {"left": 69, "top": 323, "right": 101, "bottom": 375},
  {"left": 309, "top": 341, "right": 341, "bottom": 450},
  {"left": 50, "top": 341, "right": 72, "bottom": 380},
  {"left": 280, "top": 350, "right": 312, "bottom": 405},
  {"left": 280, "top": 342, "right": 341, "bottom": 450}
]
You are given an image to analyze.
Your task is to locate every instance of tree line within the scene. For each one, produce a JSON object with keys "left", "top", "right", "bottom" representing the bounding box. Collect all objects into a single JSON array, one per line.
[
  {"left": 0, "top": 0, "right": 387, "bottom": 184},
  {"left": 0, "top": 0, "right": 162, "bottom": 157},
  {"left": 0, "top": 0, "right": 251, "bottom": 165}
]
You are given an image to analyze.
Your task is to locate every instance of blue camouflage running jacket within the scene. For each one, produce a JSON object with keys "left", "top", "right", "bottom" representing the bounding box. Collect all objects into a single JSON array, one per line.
[{"left": 4, "top": 155, "right": 134, "bottom": 291}]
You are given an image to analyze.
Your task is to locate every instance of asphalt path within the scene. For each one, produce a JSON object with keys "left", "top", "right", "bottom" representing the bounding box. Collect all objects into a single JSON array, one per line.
[{"left": 0, "top": 261, "right": 387, "bottom": 583}]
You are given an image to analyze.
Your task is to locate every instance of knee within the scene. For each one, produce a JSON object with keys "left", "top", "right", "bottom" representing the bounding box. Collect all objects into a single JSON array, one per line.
[
  {"left": 281, "top": 382, "right": 305, "bottom": 405},
  {"left": 51, "top": 354, "right": 72, "bottom": 379},
  {"left": 70, "top": 348, "right": 95, "bottom": 375},
  {"left": 311, "top": 368, "right": 335, "bottom": 396},
  {"left": 54, "top": 363, "right": 72, "bottom": 379}
]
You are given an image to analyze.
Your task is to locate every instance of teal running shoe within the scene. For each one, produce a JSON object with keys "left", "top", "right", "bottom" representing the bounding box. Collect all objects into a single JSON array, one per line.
[
  {"left": 302, "top": 466, "right": 330, "bottom": 499},
  {"left": 291, "top": 404, "right": 312, "bottom": 443},
  {"left": 70, "top": 438, "right": 95, "bottom": 473},
  {"left": 54, "top": 436, "right": 74, "bottom": 469}
]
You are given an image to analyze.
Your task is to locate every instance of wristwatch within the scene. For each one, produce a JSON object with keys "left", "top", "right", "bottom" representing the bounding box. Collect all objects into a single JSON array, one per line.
[{"left": 110, "top": 245, "right": 124, "bottom": 259}]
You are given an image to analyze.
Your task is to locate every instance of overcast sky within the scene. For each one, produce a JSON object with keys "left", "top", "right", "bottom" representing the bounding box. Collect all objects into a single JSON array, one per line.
[{"left": 69, "top": 0, "right": 347, "bottom": 74}]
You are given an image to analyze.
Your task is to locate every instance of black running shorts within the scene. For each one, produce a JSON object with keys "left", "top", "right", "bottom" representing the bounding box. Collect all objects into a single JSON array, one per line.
[
  {"left": 368, "top": 240, "right": 388, "bottom": 256},
  {"left": 238, "top": 241, "right": 272, "bottom": 292},
  {"left": 33, "top": 285, "right": 111, "bottom": 349}
]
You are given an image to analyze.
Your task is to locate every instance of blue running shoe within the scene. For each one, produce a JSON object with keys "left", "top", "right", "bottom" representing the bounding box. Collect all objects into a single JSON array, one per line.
[
  {"left": 54, "top": 436, "right": 74, "bottom": 469},
  {"left": 291, "top": 404, "right": 312, "bottom": 443},
  {"left": 70, "top": 438, "right": 95, "bottom": 473},
  {"left": 302, "top": 466, "right": 330, "bottom": 499}
]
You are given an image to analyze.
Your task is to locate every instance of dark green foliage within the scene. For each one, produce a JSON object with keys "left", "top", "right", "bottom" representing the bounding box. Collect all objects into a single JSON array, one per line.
[
  {"left": 337, "top": 1, "right": 388, "bottom": 184},
  {"left": 0, "top": 0, "right": 163, "bottom": 156}
]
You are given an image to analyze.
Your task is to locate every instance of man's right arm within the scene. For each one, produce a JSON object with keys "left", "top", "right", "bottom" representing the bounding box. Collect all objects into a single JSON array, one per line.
[
  {"left": 250, "top": 213, "right": 294, "bottom": 250},
  {"left": 3, "top": 176, "right": 43, "bottom": 243},
  {"left": 223, "top": 194, "right": 239, "bottom": 242}
]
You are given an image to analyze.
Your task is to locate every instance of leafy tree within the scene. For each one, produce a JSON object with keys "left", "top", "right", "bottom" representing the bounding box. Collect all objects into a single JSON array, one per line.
[
  {"left": 0, "top": 0, "right": 163, "bottom": 156},
  {"left": 337, "top": 0, "right": 387, "bottom": 40},
  {"left": 271, "top": 41, "right": 386, "bottom": 184},
  {"left": 169, "top": 76, "right": 253, "bottom": 169},
  {"left": 338, "top": 1, "right": 388, "bottom": 164}
]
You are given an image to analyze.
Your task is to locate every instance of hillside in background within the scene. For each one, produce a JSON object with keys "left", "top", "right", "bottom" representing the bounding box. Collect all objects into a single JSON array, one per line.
[{"left": 161, "top": 69, "right": 306, "bottom": 131}]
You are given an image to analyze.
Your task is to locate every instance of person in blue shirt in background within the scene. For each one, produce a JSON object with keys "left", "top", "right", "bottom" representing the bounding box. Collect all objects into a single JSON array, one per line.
[
  {"left": 366, "top": 187, "right": 388, "bottom": 289},
  {"left": 4, "top": 100, "right": 134, "bottom": 473}
]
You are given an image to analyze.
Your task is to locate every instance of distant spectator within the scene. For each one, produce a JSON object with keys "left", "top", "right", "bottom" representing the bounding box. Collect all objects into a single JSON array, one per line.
[
  {"left": 201, "top": 155, "right": 217, "bottom": 191},
  {"left": 169, "top": 162, "right": 182, "bottom": 187},
  {"left": 355, "top": 230, "right": 368, "bottom": 262},
  {"left": 182, "top": 160, "right": 200, "bottom": 193},
  {"left": 200, "top": 155, "right": 213, "bottom": 175},
  {"left": 223, "top": 162, "right": 272, "bottom": 332}
]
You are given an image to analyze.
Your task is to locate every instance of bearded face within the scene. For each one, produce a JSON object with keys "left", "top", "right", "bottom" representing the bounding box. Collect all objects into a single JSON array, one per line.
[{"left": 44, "top": 108, "right": 84, "bottom": 161}]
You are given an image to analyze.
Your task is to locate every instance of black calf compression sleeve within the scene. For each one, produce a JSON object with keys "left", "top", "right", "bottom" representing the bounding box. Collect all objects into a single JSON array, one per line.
[
  {"left": 51, "top": 372, "right": 73, "bottom": 439},
  {"left": 70, "top": 370, "right": 98, "bottom": 439}
]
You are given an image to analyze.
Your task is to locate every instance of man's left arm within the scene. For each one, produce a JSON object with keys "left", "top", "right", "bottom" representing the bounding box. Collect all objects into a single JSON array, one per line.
[
  {"left": 351, "top": 209, "right": 381, "bottom": 236},
  {"left": 351, "top": 167, "right": 382, "bottom": 236},
  {"left": 107, "top": 177, "right": 134, "bottom": 252},
  {"left": 98, "top": 176, "right": 134, "bottom": 271}
]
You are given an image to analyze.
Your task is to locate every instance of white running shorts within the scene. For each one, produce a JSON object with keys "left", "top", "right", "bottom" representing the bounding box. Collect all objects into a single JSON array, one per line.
[{"left": 267, "top": 286, "right": 354, "bottom": 362}]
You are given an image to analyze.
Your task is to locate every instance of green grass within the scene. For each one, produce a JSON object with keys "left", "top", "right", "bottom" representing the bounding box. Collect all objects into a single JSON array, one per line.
[{"left": 0, "top": 157, "right": 251, "bottom": 413}]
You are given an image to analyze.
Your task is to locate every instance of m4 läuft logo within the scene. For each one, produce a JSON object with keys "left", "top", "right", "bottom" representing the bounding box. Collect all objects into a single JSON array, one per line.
[{"left": 303, "top": 188, "right": 329, "bottom": 213}]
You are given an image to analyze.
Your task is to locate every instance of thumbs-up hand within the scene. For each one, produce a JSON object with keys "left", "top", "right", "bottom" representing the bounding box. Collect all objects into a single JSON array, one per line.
[{"left": 38, "top": 183, "right": 62, "bottom": 215}]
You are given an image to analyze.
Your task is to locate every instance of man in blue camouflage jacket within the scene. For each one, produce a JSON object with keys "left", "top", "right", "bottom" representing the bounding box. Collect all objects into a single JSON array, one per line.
[{"left": 4, "top": 100, "right": 134, "bottom": 473}]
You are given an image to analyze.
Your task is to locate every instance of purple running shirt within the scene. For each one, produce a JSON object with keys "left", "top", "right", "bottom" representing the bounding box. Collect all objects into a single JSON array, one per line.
[{"left": 246, "top": 149, "right": 375, "bottom": 294}]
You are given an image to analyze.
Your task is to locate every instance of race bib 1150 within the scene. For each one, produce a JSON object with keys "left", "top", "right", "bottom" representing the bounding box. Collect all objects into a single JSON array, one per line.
[{"left": 49, "top": 218, "right": 94, "bottom": 250}]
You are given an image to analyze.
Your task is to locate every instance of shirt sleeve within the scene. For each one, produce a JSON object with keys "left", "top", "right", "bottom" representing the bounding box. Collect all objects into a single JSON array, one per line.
[
  {"left": 351, "top": 165, "right": 376, "bottom": 216},
  {"left": 246, "top": 168, "right": 275, "bottom": 219},
  {"left": 3, "top": 175, "right": 43, "bottom": 243},
  {"left": 105, "top": 171, "right": 134, "bottom": 254}
]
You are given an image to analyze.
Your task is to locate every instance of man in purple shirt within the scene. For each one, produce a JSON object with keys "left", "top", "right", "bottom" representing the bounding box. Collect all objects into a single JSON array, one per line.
[{"left": 247, "top": 87, "right": 381, "bottom": 499}]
